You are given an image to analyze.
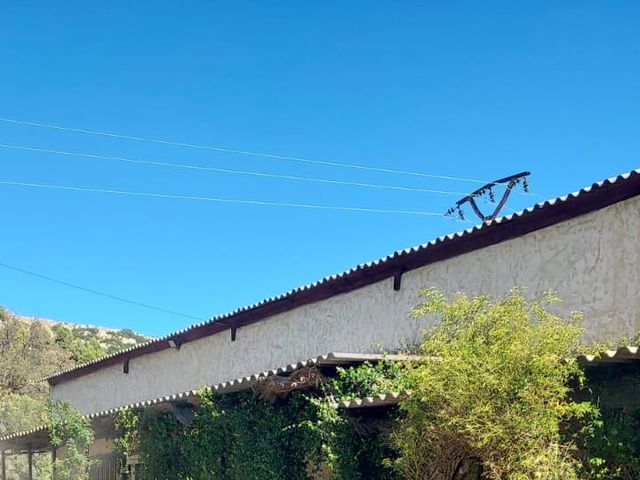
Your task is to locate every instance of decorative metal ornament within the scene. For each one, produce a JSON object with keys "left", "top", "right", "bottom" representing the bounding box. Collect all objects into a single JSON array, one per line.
[{"left": 445, "top": 171, "right": 531, "bottom": 222}]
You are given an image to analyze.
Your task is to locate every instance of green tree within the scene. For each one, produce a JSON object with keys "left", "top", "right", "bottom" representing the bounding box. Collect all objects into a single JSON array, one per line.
[
  {"left": 0, "top": 309, "right": 68, "bottom": 394},
  {"left": 52, "top": 325, "right": 105, "bottom": 364},
  {"left": 0, "top": 393, "right": 49, "bottom": 436},
  {"left": 394, "top": 289, "right": 598, "bottom": 480},
  {"left": 0, "top": 309, "right": 70, "bottom": 437}
]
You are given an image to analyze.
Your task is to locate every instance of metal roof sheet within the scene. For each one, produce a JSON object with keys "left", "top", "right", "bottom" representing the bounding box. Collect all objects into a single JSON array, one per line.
[
  {"left": 2, "top": 352, "right": 418, "bottom": 449},
  {"left": 43, "top": 168, "right": 640, "bottom": 385},
  {"left": 8, "top": 345, "right": 640, "bottom": 450},
  {"left": 578, "top": 346, "right": 640, "bottom": 365},
  {"left": 336, "top": 391, "right": 411, "bottom": 409}
]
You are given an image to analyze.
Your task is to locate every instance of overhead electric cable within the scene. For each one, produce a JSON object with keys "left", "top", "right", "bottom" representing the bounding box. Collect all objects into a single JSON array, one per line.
[
  {"left": 0, "top": 117, "right": 487, "bottom": 183},
  {"left": 0, "top": 260, "right": 204, "bottom": 322},
  {"left": 0, "top": 180, "right": 449, "bottom": 217},
  {"left": 0, "top": 143, "right": 467, "bottom": 196}
]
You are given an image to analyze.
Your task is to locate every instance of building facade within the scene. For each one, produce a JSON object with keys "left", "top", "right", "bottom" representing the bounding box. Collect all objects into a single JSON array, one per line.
[
  {"left": 48, "top": 169, "right": 640, "bottom": 415},
  {"left": 2, "top": 168, "right": 640, "bottom": 479}
]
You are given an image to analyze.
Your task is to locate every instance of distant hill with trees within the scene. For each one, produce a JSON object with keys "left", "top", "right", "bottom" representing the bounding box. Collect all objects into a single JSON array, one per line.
[{"left": 0, "top": 307, "right": 150, "bottom": 437}]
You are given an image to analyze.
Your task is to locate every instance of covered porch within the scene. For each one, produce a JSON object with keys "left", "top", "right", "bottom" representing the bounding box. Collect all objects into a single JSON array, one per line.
[{"left": 0, "top": 352, "right": 413, "bottom": 480}]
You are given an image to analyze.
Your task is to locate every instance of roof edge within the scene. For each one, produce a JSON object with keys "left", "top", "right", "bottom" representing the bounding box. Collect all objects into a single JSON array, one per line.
[
  {"left": 12, "top": 343, "right": 640, "bottom": 448},
  {"left": 45, "top": 168, "right": 640, "bottom": 386}
]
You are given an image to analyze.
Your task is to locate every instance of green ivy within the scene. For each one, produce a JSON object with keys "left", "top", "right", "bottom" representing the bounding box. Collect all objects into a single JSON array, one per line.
[
  {"left": 574, "top": 364, "right": 640, "bottom": 480},
  {"left": 327, "top": 360, "right": 414, "bottom": 401},
  {"left": 115, "top": 289, "right": 640, "bottom": 480},
  {"left": 47, "top": 400, "right": 97, "bottom": 480},
  {"left": 116, "top": 368, "right": 403, "bottom": 480}
]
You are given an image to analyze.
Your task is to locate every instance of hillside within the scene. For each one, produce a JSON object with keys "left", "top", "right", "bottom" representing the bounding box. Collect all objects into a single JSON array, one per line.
[
  {"left": 0, "top": 308, "right": 150, "bottom": 437},
  {"left": 41, "top": 319, "right": 150, "bottom": 364},
  {"left": 15, "top": 314, "right": 151, "bottom": 364}
]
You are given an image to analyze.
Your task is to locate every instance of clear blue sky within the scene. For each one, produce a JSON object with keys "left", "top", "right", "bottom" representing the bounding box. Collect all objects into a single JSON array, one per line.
[{"left": 0, "top": 2, "right": 638, "bottom": 335}]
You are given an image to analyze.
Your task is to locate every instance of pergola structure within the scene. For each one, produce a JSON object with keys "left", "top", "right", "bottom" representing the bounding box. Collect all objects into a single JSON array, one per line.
[
  {"left": 1, "top": 427, "right": 50, "bottom": 480},
  {"left": 0, "top": 415, "right": 119, "bottom": 480}
]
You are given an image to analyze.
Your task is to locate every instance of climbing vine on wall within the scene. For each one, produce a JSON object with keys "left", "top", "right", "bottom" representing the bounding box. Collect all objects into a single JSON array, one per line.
[
  {"left": 115, "top": 361, "right": 408, "bottom": 480},
  {"left": 575, "top": 363, "right": 640, "bottom": 480},
  {"left": 327, "top": 360, "right": 414, "bottom": 401},
  {"left": 114, "top": 290, "right": 640, "bottom": 480},
  {"left": 47, "top": 400, "right": 96, "bottom": 480}
]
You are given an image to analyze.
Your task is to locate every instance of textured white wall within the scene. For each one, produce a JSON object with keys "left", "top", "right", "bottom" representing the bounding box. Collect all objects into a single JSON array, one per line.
[{"left": 52, "top": 196, "right": 640, "bottom": 414}]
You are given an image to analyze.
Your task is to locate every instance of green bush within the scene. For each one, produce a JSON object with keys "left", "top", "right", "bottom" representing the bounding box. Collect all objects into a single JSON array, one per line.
[
  {"left": 328, "top": 360, "right": 414, "bottom": 401},
  {"left": 575, "top": 363, "right": 640, "bottom": 479},
  {"left": 114, "top": 289, "right": 640, "bottom": 479},
  {"left": 52, "top": 325, "right": 105, "bottom": 364},
  {"left": 394, "top": 288, "right": 598, "bottom": 480},
  {"left": 48, "top": 400, "right": 97, "bottom": 480},
  {"left": 117, "top": 380, "right": 401, "bottom": 480}
]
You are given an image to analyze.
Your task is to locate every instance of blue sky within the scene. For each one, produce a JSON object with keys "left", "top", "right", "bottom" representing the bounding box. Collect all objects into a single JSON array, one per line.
[{"left": 0, "top": 1, "right": 638, "bottom": 335}]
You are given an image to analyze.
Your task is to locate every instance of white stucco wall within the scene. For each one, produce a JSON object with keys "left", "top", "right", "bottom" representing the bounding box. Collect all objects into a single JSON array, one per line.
[{"left": 52, "top": 196, "right": 640, "bottom": 414}]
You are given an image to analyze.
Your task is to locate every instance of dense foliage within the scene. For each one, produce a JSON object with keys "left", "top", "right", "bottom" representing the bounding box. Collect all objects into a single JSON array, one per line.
[
  {"left": 0, "top": 309, "right": 71, "bottom": 437},
  {"left": 394, "top": 289, "right": 598, "bottom": 480},
  {"left": 53, "top": 324, "right": 148, "bottom": 364},
  {"left": 115, "top": 362, "right": 410, "bottom": 480},
  {"left": 0, "top": 310, "right": 67, "bottom": 392},
  {"left": 0, "top": 308, "right": 148, "bottom": 436},
  {"left": 0, "top": 308, "right": 147, "bottom": 479},
  {"left": 48, "top": 400, "right": 97, "bottom": 480},
  {"left": 328, "top": 360, "right": 414, "bottom": 401},
  {"left": 52, "top": 325, "right": 106, "bottom": 364},
  {"left": 575, "top": 363, "right": 640, "bottom": 480}
]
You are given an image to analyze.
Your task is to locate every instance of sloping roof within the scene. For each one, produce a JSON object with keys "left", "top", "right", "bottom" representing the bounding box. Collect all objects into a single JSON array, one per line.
[
  {"left": 8, "top": 345, "right": 640, "bottom": 451},
  {"left": 45, "top": 168, "right": 640, "bottom": 386},
  {"left": 336, "top": 391, "right": 411, "bottom": 409},
  {"left": 1, "top": 352, "right": 416, "bottom": 451},
  {"left": 578, "top": 346, "right": 640, "bottom": 365}
]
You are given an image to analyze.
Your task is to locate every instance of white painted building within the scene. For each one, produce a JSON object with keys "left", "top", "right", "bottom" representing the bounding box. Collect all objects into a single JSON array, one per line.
[
  {"left": 2, "top": 167, "right": 640, "bottom": 479},
  {"left": 46, "top": 168, "right": 640, "bottom": 415}
]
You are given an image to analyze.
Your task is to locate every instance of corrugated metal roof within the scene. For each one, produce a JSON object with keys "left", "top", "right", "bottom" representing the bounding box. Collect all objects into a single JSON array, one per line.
[
  {"left": 43, "top": 168, "right": 640, "bottom": 385},
  {"left": 578, "top": 346, "right": 640, "bottom": 365},
  {"left": 2, "top": 352, "right": 419, "bottom": 448},
  {"left": 8, "top": 345, "right": 640, "bottom": 449},
  {"left": 336, "top": 391, "right": 411, "bottom": 409},
  {"left": 0, "top": 425, "right": 48, "bottom": 444}
]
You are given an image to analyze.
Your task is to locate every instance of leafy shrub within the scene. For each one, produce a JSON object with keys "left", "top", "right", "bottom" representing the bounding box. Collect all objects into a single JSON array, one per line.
[
  {"left": 575, "top": 363, "right": 640, "bottom": 479},
  {"left": 48, "top": 400, "right": 96, "bottom": 480},
  {"left": 117, "top": 382, "right": 400, "bottom": 480},
  {"left": 328, "top": 360, "right": 414, "bottom": 401},
  {"left": 52, "top": 325, "right": 107, "bottom": 364},
  {"left": 393, "top": 288, "right": 598, "bottom": 480}
]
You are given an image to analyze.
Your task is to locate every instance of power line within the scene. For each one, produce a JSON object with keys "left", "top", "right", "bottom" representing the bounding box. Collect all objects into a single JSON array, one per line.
[
  {"left": 0, "top": 260, "right": 204, "bottom": 322},
  {"left": 0, "top": 180, "right": 450, "bottom": 217},
  {"left": 0, "top": 117, "right": 488, "bottom": 183},
  {"left": 0, "top": 143, "right": 468, "bottom": 196}
]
